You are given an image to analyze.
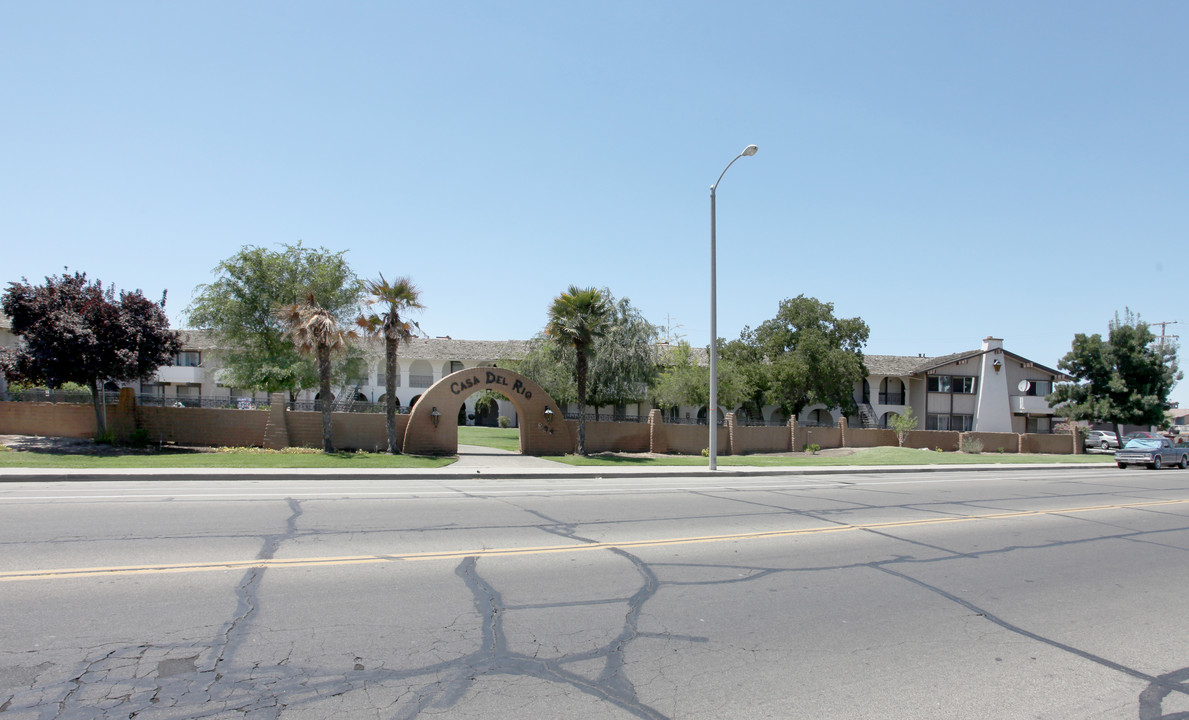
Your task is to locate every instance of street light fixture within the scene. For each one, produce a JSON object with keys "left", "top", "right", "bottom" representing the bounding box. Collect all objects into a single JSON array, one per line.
[{"left": 709, "top": 144, "right": 758, "bottom": 471}]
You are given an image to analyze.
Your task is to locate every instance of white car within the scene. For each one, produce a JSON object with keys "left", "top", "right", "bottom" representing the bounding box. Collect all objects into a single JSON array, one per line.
[{"left": 1084, "top": 430, "right": 1119, "bottom": 450}]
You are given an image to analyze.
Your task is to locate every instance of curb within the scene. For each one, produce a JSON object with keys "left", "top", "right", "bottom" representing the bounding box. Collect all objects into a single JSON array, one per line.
[{"left": 0, "top": 463, "right": 1113, "bottom": 483}]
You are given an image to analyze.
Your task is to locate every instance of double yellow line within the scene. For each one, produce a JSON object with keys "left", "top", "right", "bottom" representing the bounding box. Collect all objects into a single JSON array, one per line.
[{"left": 3, "top": 497, "right": 1186, "bottom": 583}]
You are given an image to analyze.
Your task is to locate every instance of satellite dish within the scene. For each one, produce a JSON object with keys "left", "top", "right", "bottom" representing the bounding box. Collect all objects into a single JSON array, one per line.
[{"left": 1018, "top": 380, "right": 1031, "bottom": 392}]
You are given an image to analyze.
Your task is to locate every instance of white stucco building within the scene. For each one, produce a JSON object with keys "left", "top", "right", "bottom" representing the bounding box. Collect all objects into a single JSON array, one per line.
[{"left": 1, "top": 313, "right": 1071, "bottom": 433}]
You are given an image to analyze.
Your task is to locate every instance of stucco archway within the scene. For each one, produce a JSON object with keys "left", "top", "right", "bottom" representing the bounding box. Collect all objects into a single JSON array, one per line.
[{"left": 402, "top": 368, "right": 574, "bottom": 456}]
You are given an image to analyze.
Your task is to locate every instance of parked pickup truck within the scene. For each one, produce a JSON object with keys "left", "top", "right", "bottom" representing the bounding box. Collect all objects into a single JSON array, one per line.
[{"left": 1115, "top": 437, "right": 1189, "bottom": 470}]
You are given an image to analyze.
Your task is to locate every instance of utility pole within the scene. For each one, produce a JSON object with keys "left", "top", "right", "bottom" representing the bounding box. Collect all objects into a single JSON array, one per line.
[
  {"left": 662, "top": 314, "right": 685, "bottom": 344},
  {"left": 1150, "top": 320, "right": 1179, "bottom": 359}
]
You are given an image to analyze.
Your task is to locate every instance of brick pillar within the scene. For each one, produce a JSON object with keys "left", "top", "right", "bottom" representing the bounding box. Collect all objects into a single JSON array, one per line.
[
  {"left": 263, "top": 393, "right": 290, "bottom": 450},
  {"left": 790, "top": 417, "right": 799, "bottom": 452},
  {"left": 839, "top": 415, "right": 849, "bottom": 448},
  {"left": 110, "top": 387, "right": 138, "bottom": 441},
  {"left": 648, "top": 409, "right": 668, "bottom": 454},
  {"left": 725, "top": 412, "right": 737, "bottom": 456}
]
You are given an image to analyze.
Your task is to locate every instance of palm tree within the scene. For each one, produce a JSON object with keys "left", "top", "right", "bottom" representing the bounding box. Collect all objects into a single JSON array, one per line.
[
  {"left": 545, "top": 285, "right": 611, "bottom": 455},
  {"left": 276, "top": 292, "right": 355, "bottom": 453},
  {"left": 356, "top": 274, "right": 423, "bottom": 453}
]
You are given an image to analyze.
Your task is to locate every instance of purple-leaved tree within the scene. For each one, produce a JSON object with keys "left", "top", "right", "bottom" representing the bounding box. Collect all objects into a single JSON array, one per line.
[{"left": 1, "top": 270, "right": 182, "bottom": 435}]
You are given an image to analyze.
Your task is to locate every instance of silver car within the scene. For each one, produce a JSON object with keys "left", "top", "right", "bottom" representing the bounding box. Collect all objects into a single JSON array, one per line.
[
  {"left": 1084, "top": 430, "right": 1119, "bottom": 450},
  {"left": 1115, "top": 437, "right": 1189, "bottom": 470}
]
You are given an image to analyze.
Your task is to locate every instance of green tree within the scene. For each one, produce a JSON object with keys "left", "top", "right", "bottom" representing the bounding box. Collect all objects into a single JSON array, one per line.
[
  {"left": 1049, "top": 310, "right": 1181, "bottom": 441},
  {"left": 747, "top": 295, "right": 869, "bottom": 418},
  {"left": 185, "top": 242, "right": 363, "bottom": 398},
  {"left": 651, "top": 341, "right": 747, "bottom": 421},
  {"left": 0, "top": 271, "right": 182, "bottom": 435},
  {"left": 517, "top": 293, "right": 659, "bottom": 419},
  {"left": 719, "top": 334, "right": 769, "bottom": 422},
  {"left": 275, "top": 293, "right": 356, "bottom": 453},
  {"left": 356, "top": 275, "right": 424, "bottom": 453},
  {"left": 513, "top": 335, "right": 575, "bottom": 405},
  {"left": 545, "top": 285, "right": 612, "bottom": 455},
  {"left": 888, "top": 406, "right": 918, "bottom": 447}
]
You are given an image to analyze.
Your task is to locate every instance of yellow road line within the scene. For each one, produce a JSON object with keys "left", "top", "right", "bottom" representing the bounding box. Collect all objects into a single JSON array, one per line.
[{"left": 2, "top": 497, "right": 1186, "bottom": 583}]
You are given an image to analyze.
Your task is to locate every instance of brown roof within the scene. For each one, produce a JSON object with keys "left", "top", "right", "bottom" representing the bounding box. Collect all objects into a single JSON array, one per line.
[{"left": 179, "top": 330, "right": 530, "bottom": 362}]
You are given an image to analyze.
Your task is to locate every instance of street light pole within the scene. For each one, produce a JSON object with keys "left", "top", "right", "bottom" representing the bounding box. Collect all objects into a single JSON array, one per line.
[{"left": 709, "top": 144, "right": 758, "bottom": 471}]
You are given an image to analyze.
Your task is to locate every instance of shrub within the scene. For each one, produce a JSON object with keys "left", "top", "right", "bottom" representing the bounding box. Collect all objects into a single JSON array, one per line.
[
  {"left": 959, "top": 436, "right": 984, "bottom": 454},
  {"left": 803, "top": 443, "right": 821, "bottom": 454},
  {"left": 701, "top": 448, "right": 709, "bottom": 457},
  {"left": 94, "top": 430, "right": 116, "bottom": 445},
  {"left": 127, "top": 428, "right": 151, "bottom": 449},
  {"left": 498, "top": 416, "right": 510, "bottom": 429}
]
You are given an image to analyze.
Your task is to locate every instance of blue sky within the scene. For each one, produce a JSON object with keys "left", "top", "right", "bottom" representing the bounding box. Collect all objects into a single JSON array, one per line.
[{"left": 3, "top": 3, "right": 1186, "bottom": 405}]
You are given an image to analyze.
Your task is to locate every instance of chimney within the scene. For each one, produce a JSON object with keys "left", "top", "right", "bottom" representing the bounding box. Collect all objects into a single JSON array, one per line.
[{"left": 982, "top": 336, "right": 1003, "bottom": 352}]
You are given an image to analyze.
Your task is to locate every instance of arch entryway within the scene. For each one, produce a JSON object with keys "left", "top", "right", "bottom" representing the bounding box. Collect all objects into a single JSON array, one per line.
[{"left": 402, "top": 368, "right": 574, "bottom": 456}]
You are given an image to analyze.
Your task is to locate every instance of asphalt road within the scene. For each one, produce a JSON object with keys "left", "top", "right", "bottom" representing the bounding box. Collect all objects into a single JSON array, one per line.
[{"left": 1, "top": 467, "right": 1187, "bottom": 719}]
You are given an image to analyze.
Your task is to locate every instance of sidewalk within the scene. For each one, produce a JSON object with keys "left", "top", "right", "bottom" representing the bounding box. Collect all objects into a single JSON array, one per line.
[{"left": 0, "top": 444, "right": 1111, "bottom": 482}]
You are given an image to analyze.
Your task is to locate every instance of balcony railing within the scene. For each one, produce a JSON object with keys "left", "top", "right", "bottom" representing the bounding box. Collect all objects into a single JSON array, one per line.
[
  {"left": 878, "top": 392, "right": 905, "bottom": 405},
  {"left": 408, "top": 374, "right": 434, "bottom": 388}
]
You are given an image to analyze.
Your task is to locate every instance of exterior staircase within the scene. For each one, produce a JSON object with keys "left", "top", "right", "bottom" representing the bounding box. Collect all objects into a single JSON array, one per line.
[{"left": 857, "top": 402, "right": 879, "bottom": 429}]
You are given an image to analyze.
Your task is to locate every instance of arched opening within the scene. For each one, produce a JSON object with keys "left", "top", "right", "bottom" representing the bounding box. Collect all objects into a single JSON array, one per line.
[
  {"left": 696, "top": 407, "right": 725, "bottom": 425},
  {"left": 402, "top": 368, "right": 571, "bottom": 456},
  {"left": 377, "top": 394, "right": 403, "bottom": 412},
  {"left": 409, "top": 394, "right": 422, "bottom": 409},
  {"left": 768, "top": 409, "right": 787, "bottom": 426},
  {"left": 470, "top": 390, "right": 504, "bottom": 427},
  {"left": 408, "top": 360, "right": 433, "bottom": 391},
  {"left": 879, "top": 378, "right": 905, "bottom": 405},
  {"left": 880, "top": 411, "right": 900, "bottom": 429},
  {"left": 805, "top": 408, "right": 833, "bottom": 427}
]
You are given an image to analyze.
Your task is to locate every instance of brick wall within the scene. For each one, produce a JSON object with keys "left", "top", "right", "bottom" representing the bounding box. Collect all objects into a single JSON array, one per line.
[
  {"left": 662, "top": 424, "right": 727, "bottom": 455},
  {"left": 1021, "top": 433, "right": 1076, "bottom": 454},
  {"left": 0, "top": 400, "right": 1078, "bottom": 456},
  {"left": 0, "top": 401, "right": 98, "bottom": 438},
  {"left": 843, "top": 428, "right": 898, "bottom": 448},
  {"left": 137, "top": 407, "right": 268, "bottom": 447},
  {"left": 801, "top": 427, "right": 842, "bottom": 450},
  {"left": 904, "top": 430, "right": 961, "bottom": 452},
  {"left": 962, "top": 432, "right": 1019, "bottom": 453},
  {"left": 729, "top": 425, "right": 791, "bottom": 455},
  {"left": 584, "top": 421, "right": 650, "bottom": 453}
]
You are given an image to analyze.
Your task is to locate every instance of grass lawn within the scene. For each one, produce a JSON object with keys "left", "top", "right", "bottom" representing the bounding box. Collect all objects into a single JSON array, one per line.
[
  {"left": 457, "top": 426, "right": 521, "bottom": 452},
  {"left": 0, "top": 446, "right": 455, "bottom": 469},
  {"left": 545, "top": 446, "right": 1116, "bottom": 467}
]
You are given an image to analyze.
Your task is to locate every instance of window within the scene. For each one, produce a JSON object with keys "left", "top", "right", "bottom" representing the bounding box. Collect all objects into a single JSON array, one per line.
[
  {"left": 450, "top": 361, "right": 464, "bottom": 374},
  {"left": 926, "top": 413, "right": 973, "bottom": 431},
  {"left": 1024, "top": 380, "right": 1053, "bottom": 397},
  {"left": 927, "top": 375, "right": 951, "bottom": 393},
  {"left": 927, "top": 375, "right": 975, "bottom": 394},
  {"left": 173, "top": 351, "right": 201, "bottom": 367},
  {"left": 1026, "top": 416, "right": 1052, "bottom": 434}
]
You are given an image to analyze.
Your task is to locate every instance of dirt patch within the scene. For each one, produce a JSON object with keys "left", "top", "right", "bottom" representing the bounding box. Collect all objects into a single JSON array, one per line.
[
  {"left": 587, "top": 447, "right": 858, "bottom": 460},
  {"left": 0, "top": 435, "right": 213, "bottom": 455}
]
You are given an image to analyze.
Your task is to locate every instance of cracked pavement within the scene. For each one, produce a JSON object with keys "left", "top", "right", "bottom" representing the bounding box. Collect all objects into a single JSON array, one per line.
[{"left": 1, "top": 467, "right": 1188, "bottom": 718}]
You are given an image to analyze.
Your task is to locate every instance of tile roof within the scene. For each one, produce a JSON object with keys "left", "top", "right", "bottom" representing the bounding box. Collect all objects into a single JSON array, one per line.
[
  {"left": 179, "top": 330, "right": 531, "bottom": 362},
  {"left": 863, "top": 351, "right": 979, "bottom": 376}
]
